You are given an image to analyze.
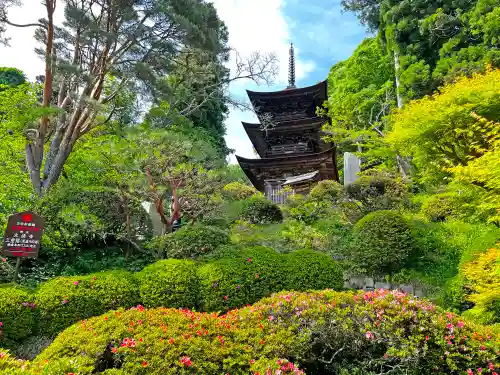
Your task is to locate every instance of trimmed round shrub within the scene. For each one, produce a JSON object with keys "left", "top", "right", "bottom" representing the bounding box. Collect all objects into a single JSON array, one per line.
[
  {"left": 310, "top": 180, "right": 344, "bottom": 202},
  {"left": 0, "top": 285, "right": 36, "bottom": 348},
  {"left": 239, "top": 196, "right": 283, "bottom": 224},
  {"left": 282, "top": 250, "right": 343, "bottom": 291},
  {"left": 6, "top": 290, "right": 499, "bottom": 375},
  {"left": 149, "top": 224, "right": 230, "bottom": 259},
  {"left": 197, "top": 246, "right": 284, "bottom": 311},
  {"left": 35, "top": 270, "right": 140, "bottom": 336},
  {"left": 350, "top": 210, "right": 414, "bottom": 276},
  {"left": 222, "top": 182, "right": 260, "bottom": 200},
  {"left": 137, "top": 259, "right": 199, "bottom": 309},
  {"left": 345, "top": 175, "right": 408, "bottom": 212}
]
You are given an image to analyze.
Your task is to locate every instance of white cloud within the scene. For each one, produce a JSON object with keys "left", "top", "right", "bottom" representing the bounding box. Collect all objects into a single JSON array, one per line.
[
  {"left": 0, "top": 3, "right": 64, "bottom": 80},
  {"left": 210, "top": 0, "right": 316, "bottom": 164}
]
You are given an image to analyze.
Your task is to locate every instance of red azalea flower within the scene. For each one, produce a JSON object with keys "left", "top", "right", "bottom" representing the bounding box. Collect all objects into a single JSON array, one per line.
[
  {"left": 0, "top": 322, "right": 3, "bottom": 327},
  {"left": 457, "top": 321, "right": 465, "bottom": 328},
  {"left": 112, "top": 347, "right": 118, "bottom": 353},
  {"left": 141, "top": 361, "right": 148, "bottom": 367},
  {"left": 180, "top": 356, "right": 192, "bottom": 367},
  {"left": 168, "top": 338, "right": 175, "bottom": 344},
  {"left": 488, "top": 363, "right": 495, "bottom": 370},
  {"left": 467, "top": 369, "right": 474, "bottom": 375},
  {"left": 365, "top": 331, "right": 374, "bottom": 340},
  {"left": 1, "top": 258, "right": 6, "bottom": 262},
  {"left": 224, "top": 295, "right": 229, "bottom": 300}
]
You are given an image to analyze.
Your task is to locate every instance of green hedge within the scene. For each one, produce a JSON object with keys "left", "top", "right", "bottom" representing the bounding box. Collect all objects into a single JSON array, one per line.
[
  {"left": 0, "top": 247, "right": 344, "bottom": 347},
  {"left": 35, "top": 270, "right": 140, "bottom": 336},
  {"left": 149, "top": 224, "right": 230, "bottom": 259},
  {"left": 0, "top": 285, "right": 36, "bottom": 348},
  {"left": 137, "top": 259, "right": 199, "bottom": 309},
  {"left": 198, "top": 246, "right": 285, "bottom": 311}
]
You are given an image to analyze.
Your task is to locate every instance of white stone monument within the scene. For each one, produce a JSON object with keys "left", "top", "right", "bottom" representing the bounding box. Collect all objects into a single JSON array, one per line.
[{"left": 344, "top": 152, "right": 361, "bottom": 186}]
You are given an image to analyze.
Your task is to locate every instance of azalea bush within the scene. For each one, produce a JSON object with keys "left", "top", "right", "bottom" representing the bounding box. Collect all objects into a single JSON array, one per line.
[
  {"left": 0, "top": 285, "right": 36, "bottom": 348},
  {"left": 1, "top": 247, "right": 344, "bottom": 348},
  {"left": 1, "top": 290, "right": 498, "bottom": 375},
  {"left": 35, "top": 270, "right": 140, "bottom": 336},
  {"left": 148, "top": 224, "right": 230, "bottom": 259},
  {"left": 137, "top": 259, "right": 199, "bottom": 309}
]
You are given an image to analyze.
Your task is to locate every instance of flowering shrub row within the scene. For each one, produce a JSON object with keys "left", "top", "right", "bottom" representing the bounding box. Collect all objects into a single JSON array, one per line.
[
  {"left": 0, "top": 289, "right": 498, "bottom": 374},
  {"left": 0, "top": 247, "right": 343, "bottom": 347}
]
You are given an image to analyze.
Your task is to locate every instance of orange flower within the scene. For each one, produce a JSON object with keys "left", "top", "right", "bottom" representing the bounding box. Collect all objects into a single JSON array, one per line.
[{"left": 141, "top": 361, "right": 148, "bottom": 367}]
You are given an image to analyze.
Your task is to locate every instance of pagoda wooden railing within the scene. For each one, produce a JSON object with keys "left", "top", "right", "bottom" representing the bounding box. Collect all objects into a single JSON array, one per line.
[{"left": 267, "top": 143, "right": 312, "bottom": 156}]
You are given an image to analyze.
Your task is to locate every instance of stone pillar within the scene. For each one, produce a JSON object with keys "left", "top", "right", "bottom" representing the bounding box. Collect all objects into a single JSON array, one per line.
[
  {"left": 344, "top": 152, "right": 361, "bottom": 186},
  {"left": 141, "top": 201, "right": 164, "bottom": 236}
]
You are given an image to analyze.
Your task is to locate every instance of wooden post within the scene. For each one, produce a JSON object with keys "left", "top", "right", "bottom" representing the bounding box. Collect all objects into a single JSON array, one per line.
[{"left": 13, "top": 257, "right": 21, "bottom": 283}]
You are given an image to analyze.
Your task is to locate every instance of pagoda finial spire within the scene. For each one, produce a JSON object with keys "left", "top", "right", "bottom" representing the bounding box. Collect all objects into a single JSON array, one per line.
[{"left": 287, "top": 43, "right": 296, "bottom": 89}]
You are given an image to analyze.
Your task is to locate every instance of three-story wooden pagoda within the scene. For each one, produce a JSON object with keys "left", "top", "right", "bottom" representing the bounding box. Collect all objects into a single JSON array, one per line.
[{"left": 236, "top": 44, "right": 339, "bottom": 203}]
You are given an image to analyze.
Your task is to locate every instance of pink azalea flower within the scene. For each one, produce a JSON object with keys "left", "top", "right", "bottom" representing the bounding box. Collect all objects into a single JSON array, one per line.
[
  {"left": 467, "top": 369, "right": 474, "bottom": 375},
  {"left": 457, "top": 321, "right": 465, "bottom": 328},
  {"left": 73, "top": 281, "right": 79, "bottom": 286},
  {"left": 365, "top": 331, "right": 374, "bottom": 340}
]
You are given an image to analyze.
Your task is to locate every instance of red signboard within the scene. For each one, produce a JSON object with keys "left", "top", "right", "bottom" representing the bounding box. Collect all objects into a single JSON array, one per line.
[{"left": 2, "top": 211, "right": 44, "bottom": 258}]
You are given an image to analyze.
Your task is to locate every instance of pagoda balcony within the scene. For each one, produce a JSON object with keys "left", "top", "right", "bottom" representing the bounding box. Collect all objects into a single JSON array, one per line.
[{"left": 267, "top": 143, "right": 313, "bottom": 156}]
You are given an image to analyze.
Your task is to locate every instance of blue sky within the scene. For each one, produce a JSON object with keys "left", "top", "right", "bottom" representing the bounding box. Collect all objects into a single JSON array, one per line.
[
  {"left": 211, "top": 0, "right": 367, "bottom": 162},
  {"left": 0, "top": 0, "right": 367, "bottom": 163}
]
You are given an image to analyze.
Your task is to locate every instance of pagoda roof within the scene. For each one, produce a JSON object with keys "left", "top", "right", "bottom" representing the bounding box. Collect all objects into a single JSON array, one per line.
[
  {"left": 236, "top": 148, "right": 336, "bottom": 192},
  {"left": 247, "top": 80, "right": 328, "bottom": 125},
  {"left": 242, "top": 119, "right": 327, "bottom": 158}
]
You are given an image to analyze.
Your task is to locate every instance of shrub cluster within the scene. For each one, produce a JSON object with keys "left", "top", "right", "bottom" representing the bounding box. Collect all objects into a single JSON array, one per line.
[
  {"left": 2, "top": 290, "right": 498, "bottom": 375},
  {"left": 0, "top": 248, "right": 343, "bottom": 349},
  {"left": 239, "top": 196, "right": 283, "bottom": 224},
  {"left": 148, "top": 224, "right": 230, "bottom": 259},
  {"left": 222, "top": 182, "right": 260, "bottom": 200},
  {"left": 346, "top": 175, "right": 408, "bottom": 213}
]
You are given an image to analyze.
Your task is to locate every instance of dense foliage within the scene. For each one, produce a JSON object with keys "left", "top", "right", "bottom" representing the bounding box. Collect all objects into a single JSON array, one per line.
[
  {"left": 350, "top": 211, "right": 414, "bottom": 276},
  {"left": 1, "top": 290, "right": 498, "bottom": 374}
]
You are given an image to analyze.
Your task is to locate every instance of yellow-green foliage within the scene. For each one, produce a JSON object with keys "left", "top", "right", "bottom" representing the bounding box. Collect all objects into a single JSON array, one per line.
[
  {"left": 462, "top": 247, "right": 500, "bottom": 324},
  {"left": 450, "top": 115, "right": 500, "bottom": 224},
  {"left": 222, "top": 182, "right": 260, "bottom": 200},
  {"left": 387, "top": 68, "right": 500, "bottom": 184},
  {"left": 1, "top": 290, "right": 498, "bottom": 375}
]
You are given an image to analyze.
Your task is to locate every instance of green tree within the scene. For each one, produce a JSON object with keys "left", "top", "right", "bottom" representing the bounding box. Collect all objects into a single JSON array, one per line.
[
  {"left": 387, "top": 69, "right": 500, "bottom": 185},
  {"left": 0, "top": 67, "right": 26, "bottom": 90},
  {"left": 0, "top": 0, "right": 276, "bottom": 195}
]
